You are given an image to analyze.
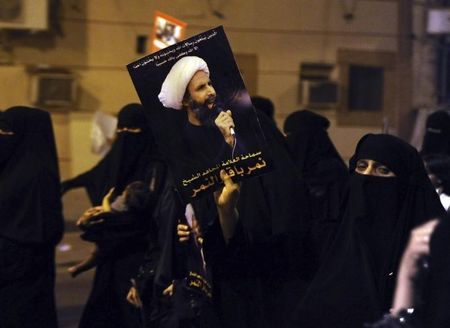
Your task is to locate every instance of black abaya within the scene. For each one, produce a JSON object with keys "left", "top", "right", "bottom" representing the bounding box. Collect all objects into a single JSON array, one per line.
[
  {"left": 77, "top": 162, "right": 167, "bottom": 328},
  {"left": 284, "top": 110, "right": 349, "bottom": 262},
  {"left": 77, "top": 213, "right": 149, "bottom": 328},
  {"left": 0, "top": 106, "right": 64, "bottom": 328}
]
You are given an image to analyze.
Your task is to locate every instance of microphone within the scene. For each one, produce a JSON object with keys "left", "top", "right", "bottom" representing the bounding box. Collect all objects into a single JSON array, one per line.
[{"left": 230, "top": 127, "right": 235, "bottom": 136}]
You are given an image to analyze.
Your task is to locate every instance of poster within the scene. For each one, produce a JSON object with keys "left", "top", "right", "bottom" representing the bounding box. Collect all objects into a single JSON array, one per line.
[
  {"left": 150, "top": 11, "right": 187, "bottom": 52},
  {"left": 128, "top": 26, "right": 271, "bottom": 201}
]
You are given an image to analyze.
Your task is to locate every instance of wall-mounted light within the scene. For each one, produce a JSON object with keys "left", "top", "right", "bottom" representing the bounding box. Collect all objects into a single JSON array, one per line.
[
  {"left": 207, "top": 0, "right": 226, "bottom": 19},
  {"left": 340, "top": 0, "right": 358, "bottom": 23}
]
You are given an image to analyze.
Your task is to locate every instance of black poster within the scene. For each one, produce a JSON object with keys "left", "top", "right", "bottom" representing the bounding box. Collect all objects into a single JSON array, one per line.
[{"left": 127, "top": 26, "right": 271, "bottom": 201}]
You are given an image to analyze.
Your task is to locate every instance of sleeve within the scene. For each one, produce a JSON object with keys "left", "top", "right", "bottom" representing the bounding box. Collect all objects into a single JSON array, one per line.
[{"left": 61, "top": 170, "right": 96, "bottom": 193}]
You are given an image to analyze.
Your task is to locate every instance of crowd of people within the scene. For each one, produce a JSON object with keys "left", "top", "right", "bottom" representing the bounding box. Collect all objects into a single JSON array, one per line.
[{"left": 1, "top": 80, "right": 450, "bottom": 327}]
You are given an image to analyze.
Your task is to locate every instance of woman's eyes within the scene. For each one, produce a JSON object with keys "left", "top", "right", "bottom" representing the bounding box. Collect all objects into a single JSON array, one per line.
[
  {"left": 356, "top": 161, "right": 368, "bottom": 169},
  {"left": 355, "top": 160, "right": 394, "bottom": 176},
  {"left": 376, "top": 165, "right": 396, "bottom": 176},
  {"left": 377, "top": 166, "right": 390, "bottom": 174}
]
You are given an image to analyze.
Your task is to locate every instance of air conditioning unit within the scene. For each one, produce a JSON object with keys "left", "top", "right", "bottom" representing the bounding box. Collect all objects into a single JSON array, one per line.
[
  {"left": 300, "top": 80, "right": 338, "bottom": 109},
  {"left": 30, "top": 71, "right": 77, "bottom": 109},
  {"left": 0, "top": 0, "right": 48, "bottom": 30},
  {"left": 427, "top": 8, "right": 450, "bottom": 34}
]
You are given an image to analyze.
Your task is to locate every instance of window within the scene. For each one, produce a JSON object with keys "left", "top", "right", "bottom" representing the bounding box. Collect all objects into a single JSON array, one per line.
[
  {"left": 348, "top": 65, "right": 384, "bottom": 112},
  {"left": 337, "top": 49, "right": 396, "bottom": 127}
]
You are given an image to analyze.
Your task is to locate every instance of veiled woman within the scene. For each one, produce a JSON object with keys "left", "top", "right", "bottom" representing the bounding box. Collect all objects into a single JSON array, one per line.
[
  {"left": 289, "top": 134, "right": 446, "bottom": 328},
  {"left": 61, "top": 103, "right": 161, "bottom": 205},
  {"left": 0, "top": 106, "right": 64, "bottom": 328},
  {"left": 420, "top": 110, "right": 450, "bottom": 157},
  {"left": 283, "top": 110, "right": 348, "bottom": 263},
  {"left": 73, "top": 105, "right": 167, "bottom": 328}
]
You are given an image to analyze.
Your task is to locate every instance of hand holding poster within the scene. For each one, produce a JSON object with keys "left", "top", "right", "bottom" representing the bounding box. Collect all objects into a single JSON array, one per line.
[{"left": 128, "top": 26, "right": 271, "bottom": 201}]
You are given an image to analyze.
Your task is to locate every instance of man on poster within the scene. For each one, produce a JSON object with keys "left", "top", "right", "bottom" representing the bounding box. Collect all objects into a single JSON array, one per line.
[{"left": 158, "top": 56, "right": 240, "bottom": 166}]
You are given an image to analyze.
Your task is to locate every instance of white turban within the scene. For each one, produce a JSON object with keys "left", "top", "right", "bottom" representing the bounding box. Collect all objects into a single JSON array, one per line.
[{"left": 158, "top": 56, "right": 210, "bottom": 110}]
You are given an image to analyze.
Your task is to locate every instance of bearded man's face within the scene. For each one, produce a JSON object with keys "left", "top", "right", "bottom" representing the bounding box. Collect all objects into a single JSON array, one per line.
[{"left": 185, "top": 70, "right": 219, "bottom": 126}]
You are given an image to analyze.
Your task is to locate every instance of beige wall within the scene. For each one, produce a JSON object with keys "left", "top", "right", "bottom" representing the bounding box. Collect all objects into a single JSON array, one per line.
[{"left": 0, "top": 0, "right": 421, "bottom": 173}]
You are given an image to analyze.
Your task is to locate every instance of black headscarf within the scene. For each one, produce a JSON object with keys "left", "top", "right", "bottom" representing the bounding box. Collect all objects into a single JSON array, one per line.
[
  {"left": 283, "top": 110, "right": 342, "bottom": 177},
  {"left": 61, "top": 103, "right": 159, "bottom": 205},
  {"left": 421, "top": 110, "right": 450, "bottom": 156},
  {"left": 251, "top": 96, "right": 275, "bottom": 121},
  {"left": 0, "top": 106, "right": 64, "bottom": 245},
  {"left": 283, "top": 110, "right": 347, "bottom": 209},
  {"left": 290, "top": 134, "right": 446, "bottom": 328},
  {"left": 283, "top": 109, "right": 330, "bottom": 134}
]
